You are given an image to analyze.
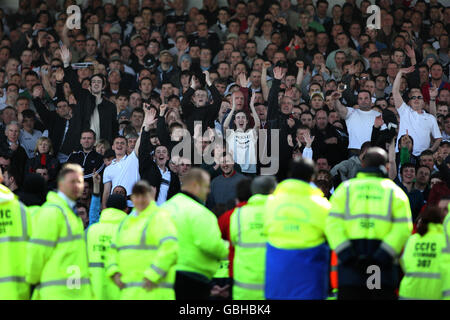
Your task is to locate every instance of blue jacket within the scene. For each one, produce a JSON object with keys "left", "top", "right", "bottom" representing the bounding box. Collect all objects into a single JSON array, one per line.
[{"left": 265, "top": 243, "right": 329, "bottom": 300}]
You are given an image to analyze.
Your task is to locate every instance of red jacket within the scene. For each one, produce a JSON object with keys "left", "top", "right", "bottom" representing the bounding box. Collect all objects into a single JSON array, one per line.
[{"left": 218, "top": 201, "right": 248, "bottom": 278}]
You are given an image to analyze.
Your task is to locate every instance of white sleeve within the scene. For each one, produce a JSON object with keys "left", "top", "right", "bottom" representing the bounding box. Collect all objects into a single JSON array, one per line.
[
  {"left": 345, "top": 107, "right": 354, "bottom": 120},
  {"left": 302, "top": 147, "right": 313, "bottom": 159},
  {"left": 430, "top": 116, "right": 443, "bottom": 139},
  {"left": 103, "top": 166, "right": 112, "bottom": 184}
]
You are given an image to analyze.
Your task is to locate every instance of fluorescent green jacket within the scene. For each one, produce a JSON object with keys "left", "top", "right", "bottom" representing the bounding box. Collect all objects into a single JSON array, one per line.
[
  {"left": 442, "top": 209, "right": 450, "bottom": 300},
  {"left": 399, "top": 223, "right": 446, "bottom": 300},
  {"left": 265, "top": 179, "right": 331, "bottom": 249},
  {"left": 25, "top": 191, "right": 93, "bottom": 300},
  {"left": 86, "top": 208, "right": 127, "bottom": 300},
  {"left": 325, "top": 173, "right": 413, "bottom": 258},
  {"left": 230, "top": 194, "right": 268, "bottom": 300},
  {"left": 163, "top": 193, "right": 229, "bottom": 279},
  {"left": 0, "top": 185, "right": 31, "bottom": 300},
  {"left": 106, "top": 201, "right": 178, "bottom": 300}
]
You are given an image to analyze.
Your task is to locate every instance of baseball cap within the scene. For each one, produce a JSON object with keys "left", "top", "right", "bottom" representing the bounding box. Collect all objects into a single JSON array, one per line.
[
  {"left": 227, "top": 33, "right": 238, "bottom": 40},
  {"left": 160, "top": 50, "right": 172, "bottom": 57},
  {"left": 311, "top": 92, "right": 324, "bottom": 100},
  {"left": 118, "top": 109, "right": 130, "bottom": 119},
  {"left": 109, "top": 24, "right": 122, "bottom": 35}
]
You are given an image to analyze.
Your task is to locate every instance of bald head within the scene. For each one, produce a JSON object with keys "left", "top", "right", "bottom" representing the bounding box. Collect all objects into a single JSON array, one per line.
[
  {"left": 362, "top": 147, "right": 388, "bottom": 168},
  {"left": 180, "top": 168, "right": 211, "bottom": 202},
  {"left": 251, "top": 176, "right": 278, "bottom": 195}
]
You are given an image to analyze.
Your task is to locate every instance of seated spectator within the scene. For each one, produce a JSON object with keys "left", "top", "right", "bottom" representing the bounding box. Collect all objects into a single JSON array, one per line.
[{"left": 25, "top": 136, "right": 60, "bottom": 185}]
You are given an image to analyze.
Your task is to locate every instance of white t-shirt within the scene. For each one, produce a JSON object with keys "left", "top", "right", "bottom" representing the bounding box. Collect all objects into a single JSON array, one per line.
[
  {"left": 226, "top": 129, "right": 258, "bottom": 174},
  {"left": 156, "top": 167, "right": 171, "bottom": 206},
  {"left": 103, "top": 151, "right": 140, "bottom": 207},
  {"left": 345, "top": 108, "right": 380, "bottom": 149},
  {"left": 396, "top": 102, "right": 442, "bottom": 156}
]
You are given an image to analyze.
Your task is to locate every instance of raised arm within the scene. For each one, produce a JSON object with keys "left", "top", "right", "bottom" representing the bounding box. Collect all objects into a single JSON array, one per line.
[
  {"left": 267, "top": 66, "right": 285, "bottom": 121},
  {"left": 248, "top": 17, "right": 259, "bottom": 40},
  {"left": 249, "top": 93, "right": 260, "bottom": 130},
  {"left": 60, "top": 44, "right": 84, "bottom": 98},
  {"left": 223, "top": 95, "right": 236, "bottom": 131},
  {"left": 393, "top": 66, "right": 415, "bottom": 109},
  {"left": 295, "top": 61, "right": 305, "bottom": 88},
  {"left": 332, "top": 91, "right": 348, "bottom": 119},
  {"left": 388, "top": 136, "right": 397, "bottom": 180},
  {"left": 136, "top": 105, "right": 158, "bottom": 158},
  {"left": 261, "top": 62, "right": 270, "bottom": 101},
  {"left": 428, "top": 86, "right": 438, "bottom": 116}
]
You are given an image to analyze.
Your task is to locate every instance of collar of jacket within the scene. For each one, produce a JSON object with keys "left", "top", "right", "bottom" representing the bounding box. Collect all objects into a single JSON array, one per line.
[
  {"left": 135, "top": 200, "right": 159, "bottom": 217},
  {"left": 247, "top": 194, "right": 269, "bottom": 206},
  {"left": 99, "top": 207, "right": 127, "bottom": 223},
  {"left": 180, "top": 190, "right": 203, "bottom": 205},
  {"left": 273, "top": 179, "right": 324, "bottom": 197},
  {"left": 357, "top": 166, "right": 388, "bottom": 178},
  {"left": 0, "top": 184, "right": 15, "bottom": 203}
]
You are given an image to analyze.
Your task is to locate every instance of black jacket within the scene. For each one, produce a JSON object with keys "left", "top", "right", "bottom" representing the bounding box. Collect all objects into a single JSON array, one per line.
[
  {"left": 181, "top": 85, "right": 222, "bottom": 136},
  {"left": 138, "top": 128, "right": 180, "bottom": 201},
  {"left": 33, "top": 97, "right": 82, "bottom": 155},
  {"left": 66, "top": 150, "right": 105, "bottom": 180},
  {"left": 64, "top": 67, "right": 118, "bottom": 145}
]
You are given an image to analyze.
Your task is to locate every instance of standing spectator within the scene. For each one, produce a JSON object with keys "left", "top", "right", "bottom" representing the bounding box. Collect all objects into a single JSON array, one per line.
[
  {"left": 393, "top": 66, "right": 442, "bottom": 157},
  {"left": 61, "top": 45, "right": 118, "bottom": 145},
  {"left": 333, "top": 89, "right": 380, "bottom": 157},
  {"left": 207, "top": 153, "right": 247, "bottom": 210}
]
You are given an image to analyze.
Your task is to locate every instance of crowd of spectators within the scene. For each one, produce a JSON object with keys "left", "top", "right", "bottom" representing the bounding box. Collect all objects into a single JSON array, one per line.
[{"left": 0, "top": 0, "right": 449, "bottom": 224}]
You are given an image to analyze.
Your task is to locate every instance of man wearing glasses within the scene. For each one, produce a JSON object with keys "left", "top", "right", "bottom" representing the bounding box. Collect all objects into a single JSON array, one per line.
[{"left": 393, "top": 66, "right": 442, "bottom": 157}]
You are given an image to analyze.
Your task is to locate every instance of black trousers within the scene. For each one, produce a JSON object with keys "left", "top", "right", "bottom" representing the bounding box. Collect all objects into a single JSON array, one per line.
[
  {"left": 338, "top": 286, "right": 397, "bottom": 300},
  {"left": 175, "top": 271, "right": 212, "bottom": 300}
]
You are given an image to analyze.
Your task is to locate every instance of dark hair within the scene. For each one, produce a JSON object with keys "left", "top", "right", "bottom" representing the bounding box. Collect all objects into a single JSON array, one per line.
[
  {"left": 289, "top": 158, "right": 316, "bottom": 182},
  {"left": 236, "top": 178, "right": 252, "bottom": 202},
  {"left": 416, "top": 206, "right": 443, "bottom": 236},
  {"left": 400, "top": 162, "right": 416, "bottom": 175},
  {"left": 81, "top": 129, "right": 96, "bottom": 140}
]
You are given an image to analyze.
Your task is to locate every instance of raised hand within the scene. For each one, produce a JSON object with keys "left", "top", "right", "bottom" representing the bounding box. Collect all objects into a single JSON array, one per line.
[
  {"left": 159, "top": 103, "right": 168, "bottom": 117},
  {"left": 287, "top": 134, "right": 294, "bottom": 147},
  {"left": 54, "top": 68, "right": 64, "bottom": 81},
  {"left": 303, "top": 132, "right": 315, "bottom": 148},
  {"left": 59, "top": 44, "right": 72, "bottom": 65},
  {"left": 429, "top": 86, "right": 438, "bottom": 100},
  {"left": 399, "top": 66, "right": 415, "bottom": 75},
  {"left": 374, "top": 115, "right": 384, "bottom": 128},
  {"left": 296, "top": 60, "right": 304, "bottom": 70},
  {"left": 32, "top": 85, "right": 43, "bottom": 99},
  {"left": 331, "top": 91, "right": 342, "bottom": 101},
  {"left": 273, "top": 66, "right": 285, "bottom": 80},
  {"left": 263, "top": 61, "right": 272, "bottom": 70},
  {"left": 238, "top": 72, "right": 249, "bottom": 87},
  {"left": 203, "top": 70, "right": 212, "bottom": 86},
  {"left": 405, "top": 45, "right": 415, "bottom": 59}
]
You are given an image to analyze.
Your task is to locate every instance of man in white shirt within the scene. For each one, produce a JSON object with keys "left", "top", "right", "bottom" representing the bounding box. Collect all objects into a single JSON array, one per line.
[
  {"left": 333, "top": 89, "right": 380, "bottom": 155},
  {"left": 393, "top": 66, "right": 442, "bottom": 156},
  {"left": 102, "top": 135, "right": 141, "bottom": 208}
]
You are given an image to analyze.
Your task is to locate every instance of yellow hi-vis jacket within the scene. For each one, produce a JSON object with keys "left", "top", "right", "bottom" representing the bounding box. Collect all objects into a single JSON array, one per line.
[
  {"left": 25, "top": 191, "right": 93, "bottom": 300},
  {"left": 106, "top": 201, "right": 178, "bottom": 300},
  {"left": 399, "top": 223, "right": 446, "bottom": 300},
  {"left": 442, "top": 208, "right": 450, "bottom": 300},
  {"left": 325, "top": 172, "right": 413, "bottom": 287},
  {"left": 163, "top": 193, "right": 229, "bottom": 279},
  {"left": 230, "top": 194, "right": 268, "bottom": 300},
  {"left": 0, "top": 185, "right": 31, "bottom": 299},
  {"left": 86, "top": 208, "right": 127, "bottom": 300}
]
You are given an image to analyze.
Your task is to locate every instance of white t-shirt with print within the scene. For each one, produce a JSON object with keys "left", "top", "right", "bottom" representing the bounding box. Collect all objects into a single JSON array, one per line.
[
  {"left": 396, "top": 102, "right": 442, "bottom": 156},
  {"left": 226, "top": 129, "right": 258, "bottom": 174},
  {"left": 345, "top": 107, "right": 380, "bottom": 149}
]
